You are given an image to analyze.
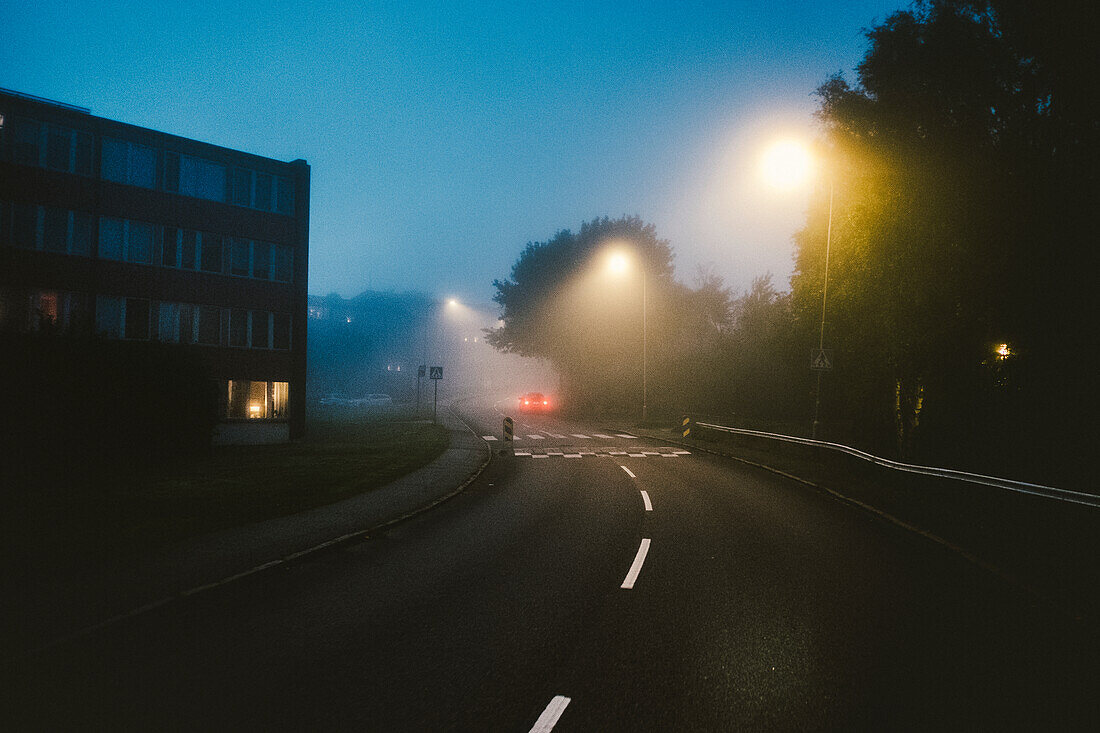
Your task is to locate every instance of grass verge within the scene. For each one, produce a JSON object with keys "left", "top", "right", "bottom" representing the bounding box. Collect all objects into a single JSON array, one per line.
[{"left": 2, "top": 414, "right": 450, "bottom": 579}]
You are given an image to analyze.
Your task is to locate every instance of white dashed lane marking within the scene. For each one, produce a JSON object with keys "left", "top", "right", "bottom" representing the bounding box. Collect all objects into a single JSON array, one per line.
[
  {"left": 483, "top": 435, "right": 498, "bottom": 441},
  {"left": 530, "top": 696, "right": 571, "bottom": 733},
  {"left": 593, "top": 433, "right": 616, "bottom": 439},
  {"left": 621, "top": 538, "right": 651, "bottom": 589},
  {"left": 641, "top": 490, "right": 653, "bottom": 511},
  {"left": 621, "top": 466, "right": 636, "bottom": 478},
  {"left": 527, "top": 434, "right": 545, "bottom": 440},
  {"left": 570, "top": 433, "right": 591, "bottom": 439},
  {"left": 615, "top": 433, "right": 637, "bottom": 438}
]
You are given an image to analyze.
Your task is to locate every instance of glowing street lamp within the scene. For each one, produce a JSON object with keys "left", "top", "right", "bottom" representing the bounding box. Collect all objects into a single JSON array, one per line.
[
  {"left": 761, "top": 138, "right": 834, "bottom": 439},
  {"left": 606, "top": 248, "right": 647, "bottom": 423}
]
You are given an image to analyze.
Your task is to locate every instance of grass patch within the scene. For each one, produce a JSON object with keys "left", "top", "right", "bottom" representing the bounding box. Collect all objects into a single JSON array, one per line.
[{"left": 2, "top": 414, "right": 450, "bottom": 579}]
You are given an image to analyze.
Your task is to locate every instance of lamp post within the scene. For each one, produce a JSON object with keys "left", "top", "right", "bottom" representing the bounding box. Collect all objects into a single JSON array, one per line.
[
  {"left": 760, "top": 139, "right": 833, "bottom": 439},
  {"left": 608, "top": 252, "right": 647, "bottom": 424},
  {"left": 811, "top": 179, "right": 834, "bottom": 440}
]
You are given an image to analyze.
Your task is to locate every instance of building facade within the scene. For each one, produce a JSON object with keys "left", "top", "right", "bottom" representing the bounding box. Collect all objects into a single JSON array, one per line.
[{"left": 0, "top": 89, "right": 309, "bottom": 442}]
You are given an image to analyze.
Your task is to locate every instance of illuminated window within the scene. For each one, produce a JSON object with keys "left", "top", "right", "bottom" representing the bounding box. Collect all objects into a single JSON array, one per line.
[
  {"left": 226, "top": 380, "right": 289, "bottom": 420},
  {"left": 272, "top": 382, "right": 289, "bottom": 418}
]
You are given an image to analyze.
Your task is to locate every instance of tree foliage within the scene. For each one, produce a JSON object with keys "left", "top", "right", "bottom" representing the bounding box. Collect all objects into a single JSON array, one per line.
[
  {"left": 488, "top": 216, "right": 732, "bottom": 416},
  {"left": 790, "top": 0, "right": 1096, "bottom": 483}
]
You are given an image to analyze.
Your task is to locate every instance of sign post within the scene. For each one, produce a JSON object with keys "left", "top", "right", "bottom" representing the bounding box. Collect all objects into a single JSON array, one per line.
[
  {"left": 416, "top": 365, "right": 425, "bottom": 417},
  {"left": 429, "top": 366, "right": 443, "bottom": 424}
]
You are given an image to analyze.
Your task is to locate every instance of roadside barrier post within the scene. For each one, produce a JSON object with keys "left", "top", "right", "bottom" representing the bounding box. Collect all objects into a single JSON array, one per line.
[
  {"left": 681, "top": 415, "right": 693, "bottom": 440},
  {"left": 503, "top": 416, "right": 514, "bottom": 443}
]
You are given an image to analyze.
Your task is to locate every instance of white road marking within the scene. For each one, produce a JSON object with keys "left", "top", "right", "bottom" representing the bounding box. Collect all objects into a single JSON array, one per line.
[
  {"left": 593, "top": 433, "right": 616, "bottom": 439},
  {"left": 528, "top": 434, "right": 545, "bottom": 439},
  {"left": 564, "top": 454, "right": 582, "bottom": 458},
  {"left": 547, "top": 450, "right": 564, "bottom": 456},
  {"left": 532, "top": 454, "right": 549, "bottom": 459},
  {"left": 621, "top": 538, "right": 651, "bottom": 589},
  {"left": 660, "top": 453, "right": 679, "bottom": 457},
  {"left": 483, "top": 435, "right": 498, "bottom": 441},
  {"left": 642, "top": 451, "right": 660, "bottom": 456},
  {"left": 570, "top": 433, "right": 591, "bottom": 439},
  {"left": 641, "top": 490, "right": 653, "bottom": 511},
  {"left": 615, "top": 433, "right": 637, "bottom": 438},
  {"left": 515, "top": 451, "right": 531, "bottom": 456},
  {"left": 621, "top": 466, "right": 636, "bottom": 478},
  {"left": 628, "top": 453, "right": 645, "bottom": 458},
  {"left": 672, "top": 449, "right": 692, "bottom": 455},
  {"left": 530, "top": 696, "right": 571, "bottom": 733},
  {"left": 609, "top": 450, "right": 627, "bottom": 455}
]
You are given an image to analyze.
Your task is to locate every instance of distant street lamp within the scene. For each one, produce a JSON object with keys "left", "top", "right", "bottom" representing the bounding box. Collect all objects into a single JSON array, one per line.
[
  {"left": 761, "top": 139, "right": 834, "bottom": 439},
  {"left": 606, "top": 249, "right": 647, "bottom": 424}
]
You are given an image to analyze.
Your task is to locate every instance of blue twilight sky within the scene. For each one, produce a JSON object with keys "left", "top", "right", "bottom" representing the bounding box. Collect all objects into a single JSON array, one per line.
[{"left": 2, "top": 0, "right": 903, "bottom": 305}]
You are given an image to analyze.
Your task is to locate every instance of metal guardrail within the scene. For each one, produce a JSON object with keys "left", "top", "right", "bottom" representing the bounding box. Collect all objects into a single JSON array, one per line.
[{"left": 694, "top": 422, "right": 1100, "bottom": 508}]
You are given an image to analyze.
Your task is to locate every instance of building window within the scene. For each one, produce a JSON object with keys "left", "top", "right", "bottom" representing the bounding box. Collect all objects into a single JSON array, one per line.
[
  {"left": 181, "top": 229, "right": 198, "bottom": 269},
  {"left": 42, "top": 207, "right": 69, "bottom": 253},
  {"left": 197, "top": 304, "right": 221, "bottom": 345},
  {"left": 229, "top": 237, "right": 250, "bottom": 277},
  {"left": 11, "top": 203, "right": 39, "bottom": 249},
  {"left": 41, "top": 124, "right": 93, "bottom": 176},
  {"left": 251, "top": 310, "right": 270, "bottom": 349},
  {"left": 124, "top": 298, "right": 150, "bottom": 340},
  {"left": 275, "top": 176, "right": 294, "bottom": 215},
  {"left": 252, "top": 241, "right": 271, "bottom": 279},
  {"left": 98, "top": 217, "right": 155, "bottom": 264},
  {"left": 226, "top": 380, "right": 289, "bottom": 420},
  {"left": 95, "top": 295, "right": 124, "bottom": 338},
  {"left": 101, "top": 137, "right": 157, "bottom": 189},
  {"left": 127, "top": 221, "right": 154, "bottom": 264},
  {"left": 273, "top": 244, "right": 293, "bottom": 282},
  {"left": 229, "top": 308, "right": 248, "bottom": 347},
  {"left": 176, "top": 154, "right": 227, "bottom": 202},
  {"left": 200, "top": 232, "right": 223, "bottom": 273},
  {"left": 10, "top": 117, "right": 41, "bottom": 166},
  {"left": 272, "top": 312, "right": 291, "bottom": 350},
  {"left": 231, "top": 167, "right": 252, "bottom": 207},
  {"left": 255, "top": 173, "right": 273, "bottom": 211},
  {"left": 25, "top": 290, "right": 86, "bottom": 335},
  {"left": 2, "top": 202, "right": 91, "bottom": 256}
]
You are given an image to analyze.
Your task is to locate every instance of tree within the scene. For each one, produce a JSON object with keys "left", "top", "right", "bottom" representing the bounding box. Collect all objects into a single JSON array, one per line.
[
  {"left": 791, "top": 0, "right": 1096, "bottom": 484},
  {"left": 488, "top": 216, "right": 733, "bottom": 417}
]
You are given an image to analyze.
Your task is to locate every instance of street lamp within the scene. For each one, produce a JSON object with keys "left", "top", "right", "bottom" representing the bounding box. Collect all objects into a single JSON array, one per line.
[
  {"left": 606, "top": 248, "right": 647, "bottom": 424},
  {"left": 761, "top": 139, "right": 833, "bottom": 439}
]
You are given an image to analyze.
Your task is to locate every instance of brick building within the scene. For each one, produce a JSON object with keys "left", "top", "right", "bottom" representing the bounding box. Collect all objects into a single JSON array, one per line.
[{"left": 0, "top": 88, "right": 309, "bottom": 442}]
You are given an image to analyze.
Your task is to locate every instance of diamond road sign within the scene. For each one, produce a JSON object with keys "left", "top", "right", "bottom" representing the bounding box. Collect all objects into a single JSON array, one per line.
[
  {"left": 430, "top": 366, "right": 443, "bottom": 380},
  {"left": 810, "top": 349, "right": 833, "bottom": 371}
]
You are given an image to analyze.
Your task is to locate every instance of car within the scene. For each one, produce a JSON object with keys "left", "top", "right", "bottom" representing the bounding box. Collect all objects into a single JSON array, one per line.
[{"left": 518, "top": 392, "right": 552, "bottom": 413}]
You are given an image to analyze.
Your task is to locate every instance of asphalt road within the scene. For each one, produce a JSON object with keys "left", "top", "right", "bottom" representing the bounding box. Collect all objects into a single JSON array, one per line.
[{"left": 3, "top": 399, "right": 1097, "bottom": 730}]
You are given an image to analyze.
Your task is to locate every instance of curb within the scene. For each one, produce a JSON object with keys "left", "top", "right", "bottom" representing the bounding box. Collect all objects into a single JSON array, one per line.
[{"left": 15, "top": 408, "right": 494, "bottom": 661}]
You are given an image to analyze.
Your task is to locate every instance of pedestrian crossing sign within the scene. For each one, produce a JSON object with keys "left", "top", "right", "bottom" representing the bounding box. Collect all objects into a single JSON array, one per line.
[{"left": 810, "top": 349, "right": 833, "bottom": 371}]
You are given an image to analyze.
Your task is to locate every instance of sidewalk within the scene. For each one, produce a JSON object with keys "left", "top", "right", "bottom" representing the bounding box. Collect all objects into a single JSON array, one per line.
[{"left": 4, "top": 409, "right": 490, "bottom": 659}]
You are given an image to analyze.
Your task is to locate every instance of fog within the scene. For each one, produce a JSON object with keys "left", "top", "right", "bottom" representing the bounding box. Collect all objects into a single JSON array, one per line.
[{"left": 307, "top": 290, "right": 557, "bottom": 407}]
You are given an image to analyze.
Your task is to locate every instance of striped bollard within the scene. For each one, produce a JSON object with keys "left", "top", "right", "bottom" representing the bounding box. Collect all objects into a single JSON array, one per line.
[
  {"left": 503, "top": 416, "right": 514, "bottom": 443},
  {"left": 681, "top": 415, "right": 692, "bottom": 439}
]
